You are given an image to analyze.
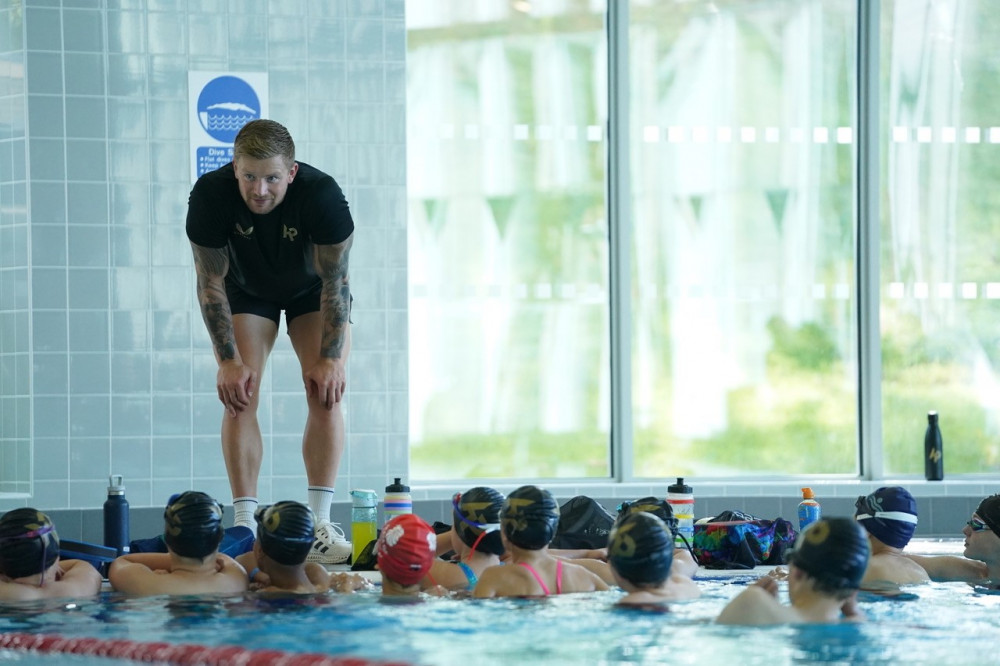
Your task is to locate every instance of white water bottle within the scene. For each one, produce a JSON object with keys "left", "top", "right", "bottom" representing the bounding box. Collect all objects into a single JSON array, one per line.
[
  {"left": 383, "top": 477, "right": 412, "bottom": 524},
  {"left": 667, "top": 477, "right": 694, "bottom": 548}
]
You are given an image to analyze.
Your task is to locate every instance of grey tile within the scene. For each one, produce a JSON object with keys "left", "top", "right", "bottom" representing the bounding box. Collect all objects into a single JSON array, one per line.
[
  {"left": 70, "top": 395, "right": 111, "bottom": 437},
  {"left": 64, "top": 54, "right": 106, "bottom": 96},
  {"left": 25, "top": 7, "right": 62, "bottom": 51},
  {"left": 31, "top": 268, "right": 67, "bottom": 308},
  {"left": 70, "top": 352, "right": 110, "bottom": 395},
  {"left": 62, "top": 8, "right": 105, "bottom": 53}
]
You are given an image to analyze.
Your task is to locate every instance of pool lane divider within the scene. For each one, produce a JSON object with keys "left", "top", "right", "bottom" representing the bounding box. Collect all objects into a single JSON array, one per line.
[{"left": 0, "top": 632, "right": 412, "bottom": 666}]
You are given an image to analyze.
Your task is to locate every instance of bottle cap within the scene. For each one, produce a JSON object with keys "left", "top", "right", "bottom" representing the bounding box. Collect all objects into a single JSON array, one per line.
[
  {"left": 350, "top": 489, "right": 378, "bottom": 507},
  {"left": 801, "top": 487, "right": 814, "bottom": 499},
  {"left": 928, "top": 411, "right": 939, "bottom": 423},
  {"left": 108, "top": 474, "right": 125, "bottom": 494},
  {"left": 667, "top": 477, "right": 692, "bottom": 494},
  {"left": 385, "top": 477, "right": 410, "bottom": 493}
]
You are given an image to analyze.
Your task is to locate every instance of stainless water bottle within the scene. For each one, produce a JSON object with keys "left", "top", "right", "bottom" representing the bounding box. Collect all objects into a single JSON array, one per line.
[
  {"left": 924, "top": 411, "right": 944, "bottom": 481},
  {"left": 103, "top": 474, "right": 130, "bottom": 555}
]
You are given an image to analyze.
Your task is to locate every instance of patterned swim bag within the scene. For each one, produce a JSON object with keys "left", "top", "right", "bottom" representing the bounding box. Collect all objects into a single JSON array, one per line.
[{"left": 692, "top": 511, "right": 798, "bottom": 569}]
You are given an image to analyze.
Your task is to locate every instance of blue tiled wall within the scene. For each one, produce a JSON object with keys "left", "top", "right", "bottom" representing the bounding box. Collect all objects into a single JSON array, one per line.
[
  {"left": 0, "top": 0, "right": 408, "bottom": 512},
  {"left": 0, "top": 2, "right": 30, "bottom": 496}
]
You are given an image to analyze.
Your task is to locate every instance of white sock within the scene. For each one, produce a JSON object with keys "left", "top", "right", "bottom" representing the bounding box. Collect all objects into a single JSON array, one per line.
[
  {"left": 233, "top": 497, "right": 258, "bottom": 530},
  {"left": 308, "top": 486, "right": 335, "bottom": 524}
]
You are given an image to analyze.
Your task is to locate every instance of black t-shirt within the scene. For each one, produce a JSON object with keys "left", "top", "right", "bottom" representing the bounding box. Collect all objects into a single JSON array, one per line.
[{"left": 185, "top": 161, "right": 354, "bottom": 303}]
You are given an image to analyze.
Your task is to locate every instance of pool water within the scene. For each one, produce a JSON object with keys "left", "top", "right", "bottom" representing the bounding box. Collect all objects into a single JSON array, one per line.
[{"left": 1, "top": 540, "right": 997, "bottom": 666}]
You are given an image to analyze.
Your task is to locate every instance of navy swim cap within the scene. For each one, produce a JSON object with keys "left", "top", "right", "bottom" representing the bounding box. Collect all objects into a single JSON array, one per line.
[
  {"left": 453, "top": 487, "right": 505, "bottom": 555},
  {"left": 608, "top": 511, "right": 674, "bottom": 586},
  {"left": 976, "top": 494, "right": 1000, "bottom": 539},
  {"left": 787, "top": 517, "right": 869, "bottom": 591},
  {"left": 854, "top": 486, "right": 918, "bottom": 549},
  {"left": 255, "top": 501, "right": 316, "bottom": 566},
  {"left": 502, "top": 485, "right": 560, "bottom": 550},
  {"left": 163, "top": 491, "right": 224, "bottom": 559},
  {"left": 0, "top": 508, "right": 59, "bottom": 578}
]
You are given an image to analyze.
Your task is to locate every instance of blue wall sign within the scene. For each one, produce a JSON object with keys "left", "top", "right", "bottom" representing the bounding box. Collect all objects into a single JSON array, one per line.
[{"left": 189, "top": 72, "right": 269, "bottom": 182}]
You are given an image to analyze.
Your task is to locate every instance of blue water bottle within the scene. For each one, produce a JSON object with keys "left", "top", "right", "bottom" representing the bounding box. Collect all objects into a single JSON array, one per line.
[
  {"left": 103, "top": 474, "right": 130, "bottom": 555},
  {"left": 797, "top": 487, "right": 821, "bottom": 532}
]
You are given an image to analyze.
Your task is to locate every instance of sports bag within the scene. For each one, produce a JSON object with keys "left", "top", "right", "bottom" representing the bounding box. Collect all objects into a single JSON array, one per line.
[
  {"left": 549, "top": 496, "right": 616, "bottom": 549},
  {"left": 692, "top": 512, "right": 797, "bottom": 569}
]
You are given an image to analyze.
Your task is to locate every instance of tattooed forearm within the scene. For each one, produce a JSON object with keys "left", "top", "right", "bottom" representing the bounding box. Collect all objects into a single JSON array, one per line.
[
  {"left": 315, "top": 235, "right": 353, "bottom": 359},
  {"left": 191, "top": 243, "right": 238, "bottom": 362}
]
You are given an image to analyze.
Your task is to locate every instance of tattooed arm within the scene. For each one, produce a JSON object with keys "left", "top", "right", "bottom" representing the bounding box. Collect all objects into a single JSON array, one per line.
[
  {"left": 190, "top": 242, "right": 255, "bottom": 416},
  {"left": 304, "top": 233, "right": 353, "bottom": 409}
]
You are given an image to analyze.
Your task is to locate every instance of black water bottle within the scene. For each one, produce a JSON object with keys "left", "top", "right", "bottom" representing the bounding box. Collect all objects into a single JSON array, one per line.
[
  {"left": 924, "top": 411, "right": 944, "bottom": 481},
  {"left": 104, "top": 474, "right": 130, "bottom": 555}
]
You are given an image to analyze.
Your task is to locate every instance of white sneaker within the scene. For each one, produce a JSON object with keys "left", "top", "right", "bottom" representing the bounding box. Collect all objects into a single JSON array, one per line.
[{"left": 306, "top": 521, "right": 352, "bottom": 565}]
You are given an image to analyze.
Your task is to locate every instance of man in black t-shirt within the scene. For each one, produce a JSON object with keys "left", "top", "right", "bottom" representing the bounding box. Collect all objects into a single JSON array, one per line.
[{"left": 186, "top": 119, "right": 354, "bottom": 564}]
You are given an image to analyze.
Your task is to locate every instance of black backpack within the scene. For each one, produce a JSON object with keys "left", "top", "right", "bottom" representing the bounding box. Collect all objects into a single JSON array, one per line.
[{"left": 550, "top": 496, "right": 616, "bottom": 549}]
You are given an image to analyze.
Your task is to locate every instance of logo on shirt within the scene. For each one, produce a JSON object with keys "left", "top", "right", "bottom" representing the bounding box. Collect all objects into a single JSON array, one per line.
[
  {"left": 282, "top": 225, "right": 299, "bottom": 241},
  {"left": 234, "top": 223, "right": 254, "bottom": 239}
]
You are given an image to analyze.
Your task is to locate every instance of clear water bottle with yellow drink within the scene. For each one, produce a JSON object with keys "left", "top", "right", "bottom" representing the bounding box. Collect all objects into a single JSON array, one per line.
[{"left": 350, "top": 489, "right": 378, "bottom": 564}]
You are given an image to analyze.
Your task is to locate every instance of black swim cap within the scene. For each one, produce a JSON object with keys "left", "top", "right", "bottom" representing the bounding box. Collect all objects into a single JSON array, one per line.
[
  {"left": 453, "top": 487, "right": 505, "bottom": 555},
  {"left": 255, "top": 501, "right": 316, "bottom": 566},
  {"left": 502, "top": 485, "right": 560, "bottom": 550},
  {"left": 976, "top": 494, "right": 1000, "bottom": 539},
  {"left": 608, "top": 511, "right": 674, "bottom": 586},
  {"left": 787, "top": 517, "right": 869, "bottom": 591},
  {"left": 163, "top": 491, "right": 224, "bottom": 559},
  {"left": 0, "top": 508, "right": 59, "bottom": 578},
  {"left": 617, "top": 497, "right": 678, "bottom": 534}
]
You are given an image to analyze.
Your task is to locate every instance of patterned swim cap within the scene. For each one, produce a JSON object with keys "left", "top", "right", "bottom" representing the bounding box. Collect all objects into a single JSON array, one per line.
[
  {"left": 617, "top": 497, "right": 678, "bottom": 535},
  {"left": 376, "top": 513, "right": 437, "bottom": 586},
  {"left": 163, "top": 491, "right": 224, "bottom": 559},
  {"left": 787, "top": 517, "right": 870, "bottom": 591},
  {"left": 501, "top": 485, "right": 560, "bottom": 550},
  {"left": 608, "top": 511, "right": 674, "bottom": 586},
  {"left": 255, "top": 501, "right": 316, "bottom": 566},
  {"left": 0, "top": 508, "right": 59, "bottom": 578},
  {"left": 453, "top": 487, "right": 505, "bottom": 555},
  {"left": 854, "top": 486, "right": 918, "bottom": 549}
]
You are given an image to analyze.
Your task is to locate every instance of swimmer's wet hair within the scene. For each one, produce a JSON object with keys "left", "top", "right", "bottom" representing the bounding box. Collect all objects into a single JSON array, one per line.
[
  {"left": 255, "top": 501, "right": 316, "bottom": 566},
  {"left": 453, "top": 487, "right": 505, "bottom": 556},
  {"left": 0, "top": 508, "right": 59, "bottom": 578},
  {"left": 163, "top": 491, "right": 225, "bottom": 560},
  {"left": 501, "top": 485, "right": 560, "bottom": 550}
]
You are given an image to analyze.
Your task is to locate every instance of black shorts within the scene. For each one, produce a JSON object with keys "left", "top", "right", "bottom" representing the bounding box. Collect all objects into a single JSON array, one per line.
[{"left": 226, "top": 281, "right": 353, "bottom": 328}]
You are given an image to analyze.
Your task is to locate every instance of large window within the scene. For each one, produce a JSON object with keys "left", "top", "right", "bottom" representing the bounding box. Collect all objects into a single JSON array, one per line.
[
  {"left": 629, "top": 1, "right": 858, "bottom": 477},
  {"left": 407, "top": 0, "right": 1000, "bottom": 481},
  {"left": 880, "top": 0, "right": 1000, "bottom": 475},
  {"left": 406, "top": 2, "right": 611, "bottom": 479}
]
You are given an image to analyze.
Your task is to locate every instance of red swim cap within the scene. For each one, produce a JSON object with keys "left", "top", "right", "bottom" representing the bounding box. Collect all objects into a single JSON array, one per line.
[{"left": 376, "top": 514, "right": 436, "bottom": 586}]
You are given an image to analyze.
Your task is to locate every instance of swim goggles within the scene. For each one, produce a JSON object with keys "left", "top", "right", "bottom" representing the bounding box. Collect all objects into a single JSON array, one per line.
[
  {"left": 452, "top": 493, "right": 501, "bottom": 557},
  {"left": 854, "top": 496, "right": 918, "bottom": 524},
  {"left": 967, "top": 516, "right": 990, "bottom": 532},
  {"left": 0, "top": 523, "right": 55, "bottom": 587}
]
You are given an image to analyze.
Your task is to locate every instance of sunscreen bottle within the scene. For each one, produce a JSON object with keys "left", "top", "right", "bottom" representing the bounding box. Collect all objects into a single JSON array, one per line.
[{"left": 797, "top": 487, "right": 821, "bottom": 531}]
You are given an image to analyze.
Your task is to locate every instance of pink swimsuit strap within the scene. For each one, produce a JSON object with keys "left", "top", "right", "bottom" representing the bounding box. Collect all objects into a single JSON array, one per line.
[{"left": 517, "top": 560, "right": 563, "bottom": 595}]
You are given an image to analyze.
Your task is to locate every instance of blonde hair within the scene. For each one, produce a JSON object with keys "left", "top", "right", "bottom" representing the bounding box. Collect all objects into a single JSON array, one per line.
[{"left": 233, "top": 119, "right": 295, "bottom": 167}]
